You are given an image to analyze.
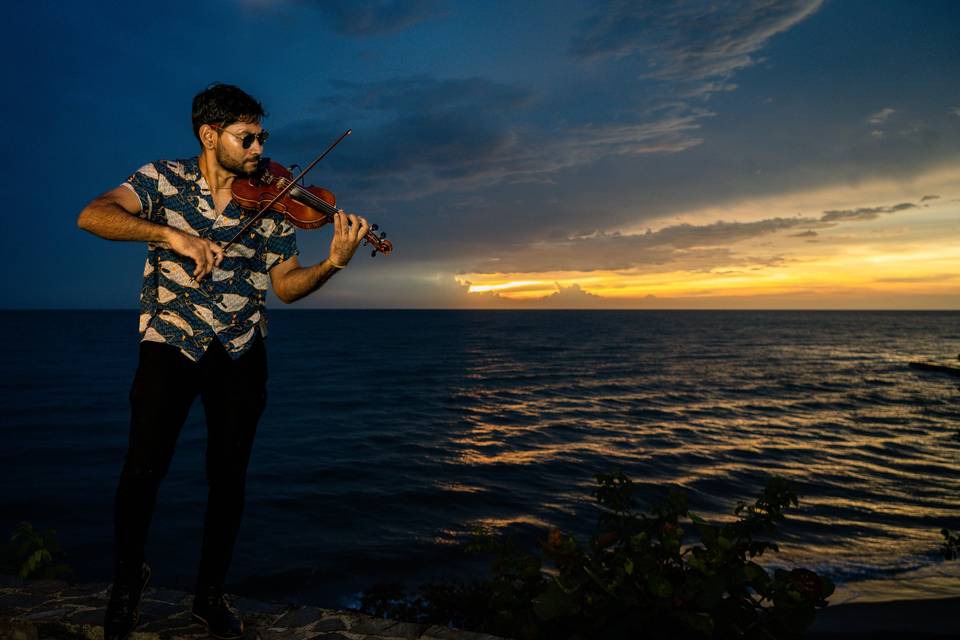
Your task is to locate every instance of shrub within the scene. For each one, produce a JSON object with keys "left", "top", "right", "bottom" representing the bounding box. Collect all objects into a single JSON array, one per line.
[
  {"left": 360, "top": 471, "right": 833, "bottom": 640},
  {"left": 0, "top": 522, "right": 73, "bottom": 580}
]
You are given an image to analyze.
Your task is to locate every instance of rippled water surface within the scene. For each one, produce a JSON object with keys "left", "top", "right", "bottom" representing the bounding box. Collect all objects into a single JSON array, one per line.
[{"left": 1, "top": 310, "right": 958, "bottom": 607}]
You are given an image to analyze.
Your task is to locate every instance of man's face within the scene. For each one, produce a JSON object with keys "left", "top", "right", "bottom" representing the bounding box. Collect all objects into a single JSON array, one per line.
[{"left": 214, "top": 120, "right": 265, "bottom": 176}]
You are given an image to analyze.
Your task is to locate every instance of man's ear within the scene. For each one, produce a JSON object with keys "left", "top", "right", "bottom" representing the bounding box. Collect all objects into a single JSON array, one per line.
[{"left": 199, "top": 124, "right": 218, "bottom": 150}]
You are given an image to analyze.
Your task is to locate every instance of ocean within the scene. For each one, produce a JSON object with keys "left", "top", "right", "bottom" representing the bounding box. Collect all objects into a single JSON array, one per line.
[{"left": 1, "top": 310, "right": 958, "bottom": 608}]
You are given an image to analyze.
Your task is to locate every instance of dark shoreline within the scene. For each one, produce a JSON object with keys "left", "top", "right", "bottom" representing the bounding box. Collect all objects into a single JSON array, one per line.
[
  {"left": 2, "top": 574, "right": 957, "bottom": 639},
  {"left": 808, "top": 596, "right": 959, "bottom": 638}
]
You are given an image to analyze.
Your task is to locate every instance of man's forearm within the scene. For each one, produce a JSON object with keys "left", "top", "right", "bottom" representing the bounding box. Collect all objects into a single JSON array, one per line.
[
  {"left": 77, "top": 197, "right": 173, "bottom": 243},
  {"left": 276, "top": 259, "right": 343, "bottom": 303}
]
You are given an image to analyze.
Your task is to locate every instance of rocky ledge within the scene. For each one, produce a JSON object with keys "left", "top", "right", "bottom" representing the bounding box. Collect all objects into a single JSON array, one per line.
[{"left": 0, "top": 578, "right": 509, "bottom": 640}]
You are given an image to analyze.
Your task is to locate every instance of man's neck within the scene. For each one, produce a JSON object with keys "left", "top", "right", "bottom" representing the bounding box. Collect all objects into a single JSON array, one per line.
[{"left": 198, "top": 151, "right": 235, "bottom": 191}]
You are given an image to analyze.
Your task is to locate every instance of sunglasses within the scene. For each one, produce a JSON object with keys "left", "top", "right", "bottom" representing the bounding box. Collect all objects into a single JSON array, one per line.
[{"left": 211, "top": 124, "right": 269, "bottom": 149}]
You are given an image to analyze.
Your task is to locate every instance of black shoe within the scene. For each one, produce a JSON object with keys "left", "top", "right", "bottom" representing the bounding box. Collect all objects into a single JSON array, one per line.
[
  {"left": 191, "top": 585, "right": 244, "bottom": 639},
  {"left": 103, "top": 562, "right": 151, "bottom": 640}
]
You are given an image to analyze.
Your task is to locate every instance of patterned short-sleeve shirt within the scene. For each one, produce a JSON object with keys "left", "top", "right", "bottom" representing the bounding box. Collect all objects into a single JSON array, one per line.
[{"left": 123, "top": 157, "right": 299, "bottom": 362}]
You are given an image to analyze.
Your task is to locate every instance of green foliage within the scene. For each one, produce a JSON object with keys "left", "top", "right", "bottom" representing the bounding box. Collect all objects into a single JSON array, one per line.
[
  {"left": 0, "top": 521, "right": 73, "bottom": 580},
  {"left": 942, "top": 528, "right": 960, "bottom": 561},
  {"left": 359, "top": 472, "right": 834, "bottom": 640}
]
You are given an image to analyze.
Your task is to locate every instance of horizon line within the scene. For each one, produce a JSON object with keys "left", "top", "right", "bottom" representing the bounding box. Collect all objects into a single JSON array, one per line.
[{"left": 1, "top": 308, "right": 958, "bottom": 313}]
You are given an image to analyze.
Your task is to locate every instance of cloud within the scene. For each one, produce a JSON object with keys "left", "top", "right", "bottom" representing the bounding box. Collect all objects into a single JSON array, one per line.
[
  {"left": 310, "top": 0, "right": 442, "bottom": 36},
  {"left": 454, "top": 280, "right": 671, "bottom": 309},
  {"left": 819, "top": 202, "right": 916, "bottom": 222},
  {"left": 465, "top": 217, "right": 815, "bottom": 274},
  {"left": 462, "top": 197, "right": 924, "bottom": 276},
  {"left": 650, "top": 217, "right": 816, "bottom": 247},
  {"left": 277, "top": 76, "right": 706, "bottom": 197},
  {"left": 571, "top": 1, "right": 823, "bottom": 87},
  {"left": 873, "top": 273, "right": 957, "bottom": 284},
  {"left": 273, "top": 2, "right": 826, "bottom": 199},
  {"left": 324, "top": 75, "right": 533, "bottom": 113},
  {"left": 867, "top": 108, "right": 896, "bottom": 125},
  {"left": 268, "top": 0, "right": 956, "bottom": 275},
  {"left": 920, "top": 194, "right": 940, "bottom": 202}
]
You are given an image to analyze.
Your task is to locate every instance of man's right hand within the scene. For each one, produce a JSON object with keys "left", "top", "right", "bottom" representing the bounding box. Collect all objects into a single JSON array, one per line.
[
  {"left": 78, "top": 185, "right": 223, "bottom": 282},
  {"left": 165, "top": 230, "right": 224, "bottom": 280}
]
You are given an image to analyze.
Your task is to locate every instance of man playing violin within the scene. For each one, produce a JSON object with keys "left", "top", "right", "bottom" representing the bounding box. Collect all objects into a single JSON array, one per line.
[{"left": 77, "top": 83, "right": 370, "bottom": 640}]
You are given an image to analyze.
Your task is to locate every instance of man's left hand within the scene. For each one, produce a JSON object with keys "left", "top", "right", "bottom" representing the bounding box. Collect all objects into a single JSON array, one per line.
[{"left": 329, "top": 210, "right": 370, "bottom": 267}]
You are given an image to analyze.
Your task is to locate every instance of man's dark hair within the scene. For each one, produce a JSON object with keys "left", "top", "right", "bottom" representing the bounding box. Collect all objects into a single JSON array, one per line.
[{"left": 191, "top": 83, "right": 266, "bottom": 141}]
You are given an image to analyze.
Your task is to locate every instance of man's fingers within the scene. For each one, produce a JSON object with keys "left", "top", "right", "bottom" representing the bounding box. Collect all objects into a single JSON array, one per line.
[
  {"left": 190, "top": 240, "right": 223, "bottom": 276},
  {"left": 345, "top": 213, "right": 364, "bottom": 243},
  {"left": 189, "top": 245, "right": 208, "bottom": 279},
  {"left": 356, "top": 216, "right": 370, "bottom": 242}
]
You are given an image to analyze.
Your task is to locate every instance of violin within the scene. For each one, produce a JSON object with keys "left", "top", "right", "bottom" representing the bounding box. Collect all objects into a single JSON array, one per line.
[{"left": 220, "top": 130, "right": 393, "bottom": 258}]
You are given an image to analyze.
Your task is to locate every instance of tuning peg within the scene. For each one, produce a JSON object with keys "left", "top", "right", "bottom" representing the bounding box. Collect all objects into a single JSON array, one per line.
[
  {"left": 379, "top": 232, "right": 387, "bottom": 239},
  {"left": 371, "top": 224, "right": 379, "bottom": 231},
  {"left": 371, "top": 249, "right": 377, "bottom": 257}
]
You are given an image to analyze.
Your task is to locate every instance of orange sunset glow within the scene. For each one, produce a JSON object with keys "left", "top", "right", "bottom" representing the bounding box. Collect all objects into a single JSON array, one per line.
[{"left": 456, "top": 166, "right": 960, "bottom": 309}]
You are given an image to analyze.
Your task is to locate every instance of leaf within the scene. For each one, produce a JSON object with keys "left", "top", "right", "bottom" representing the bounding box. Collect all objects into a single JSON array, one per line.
[
  {"left": 630, "top": 532, "right": 649, "bottom": 548},
  {"left": 646, "top": 574, "right": 673, "bottom": 598},
  {"left": 532, "top": 579, "right": 579, "bottom": 621},
  {"left": 819, "top": 576, "right": 836, "bottom": 599},
  {"left": 20, "top": 549, "right": 51, "bottom": 579},
  {"left": 682, "top": 611, "right": 714, "bottom": 635},
  {"left": 745, "top": 561, "right": 770, "bottom": 589},
  {"left": 583, "top": 564, "right": 616, "bottom": 596},
  {"left": 687, "top": 555, "right": 708, "bottom": 574},
  {"left": 696, "top": 522, "right": 718, "bottom": 547}
]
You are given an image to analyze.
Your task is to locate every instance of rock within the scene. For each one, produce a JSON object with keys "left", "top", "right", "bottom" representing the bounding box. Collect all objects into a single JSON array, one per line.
[
  {"left": 0, "top": 581, "right": 514, "bottom": 640},
  {"left": 227, "top": 596, "right": 287, "bottom": 615},
  {"left": 311, "top": 617, "right": 347, "bottom": 632},
  {"left": 345, "top": 614, "right": 399, "bottom": 635},
  {"left": 21, "top": 580, "right": 69, "bottom": 594},
  {"left": 273, "top": 605, "right": 322, "bottom": 629},
  {"left": 382, "top": 620, "right": 430, "bottom": 638}
]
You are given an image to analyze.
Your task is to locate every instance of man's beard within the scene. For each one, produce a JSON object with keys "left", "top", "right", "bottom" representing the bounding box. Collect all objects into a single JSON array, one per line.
[{"left": 216, "top": 145, "right": 259, "bottom": 176}]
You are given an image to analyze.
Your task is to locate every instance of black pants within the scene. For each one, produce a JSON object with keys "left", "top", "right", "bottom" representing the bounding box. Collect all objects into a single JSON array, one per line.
[{"left": 112, "top": 333, "right": 267, "bottom": 590}]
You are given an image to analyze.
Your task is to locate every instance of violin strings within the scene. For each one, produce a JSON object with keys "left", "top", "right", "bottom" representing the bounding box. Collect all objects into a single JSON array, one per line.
[{"left": 276, "top": 177, "right": 341, "bottom": 217}]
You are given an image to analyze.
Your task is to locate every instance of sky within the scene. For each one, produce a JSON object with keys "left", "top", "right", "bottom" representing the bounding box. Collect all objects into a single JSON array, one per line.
[{"left": 7, "top": 0, "right": 959, "bottom": 309}]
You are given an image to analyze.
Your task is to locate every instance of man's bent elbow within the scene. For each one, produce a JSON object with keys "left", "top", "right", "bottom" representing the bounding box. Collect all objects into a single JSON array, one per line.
[
  {"left": 77, "top": 207, "right": 95, "bottom": 232},
  {"left": 274, "top": 287, "right": 296, "bottom": 304}
]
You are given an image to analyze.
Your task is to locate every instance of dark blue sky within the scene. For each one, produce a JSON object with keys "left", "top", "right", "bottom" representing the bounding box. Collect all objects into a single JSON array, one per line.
[{"left": 7, "top": 0, "right": 959, "bottom": 308}]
